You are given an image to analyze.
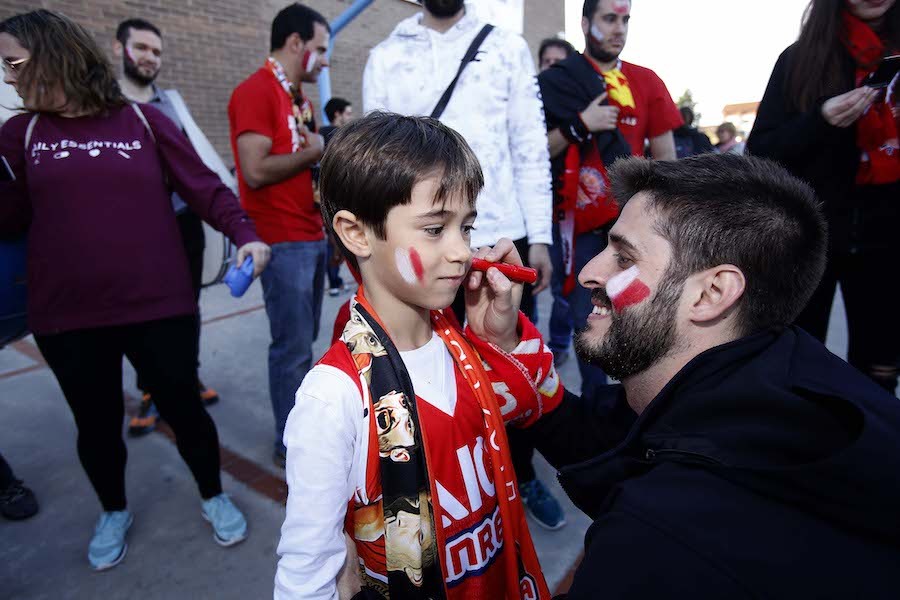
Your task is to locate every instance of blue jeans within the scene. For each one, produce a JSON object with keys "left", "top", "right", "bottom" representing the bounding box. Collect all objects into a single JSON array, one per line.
[
  {"left": 570, "top": 230, "right": 608, "bottom": 397},
  {"left": 260, "top": 239, "right": 327, "bottom": 451},
  {"left": 548, "top": 223, "right": 573, "bottom": 354}
]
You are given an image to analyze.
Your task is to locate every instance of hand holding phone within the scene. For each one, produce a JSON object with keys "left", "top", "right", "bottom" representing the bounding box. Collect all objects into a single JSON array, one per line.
[{"left": 864, "top": 55, "right": 900, "bottom": 89}]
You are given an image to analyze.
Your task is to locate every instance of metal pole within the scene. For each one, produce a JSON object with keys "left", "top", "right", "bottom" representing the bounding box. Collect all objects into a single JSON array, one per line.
[{"left": 318, "top": 0, "right": 375, "bottom": 125}]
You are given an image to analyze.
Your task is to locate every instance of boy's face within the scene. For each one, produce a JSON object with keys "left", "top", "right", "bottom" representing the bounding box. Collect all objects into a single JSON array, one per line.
[{"left": 367, "top": 175, "right": 476, "bottom": 312}]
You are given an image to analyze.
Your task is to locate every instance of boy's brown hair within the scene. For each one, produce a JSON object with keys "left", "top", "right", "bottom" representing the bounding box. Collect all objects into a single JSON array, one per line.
[{"left": 319, "top": 111, "right": 484, "bottom": 269}]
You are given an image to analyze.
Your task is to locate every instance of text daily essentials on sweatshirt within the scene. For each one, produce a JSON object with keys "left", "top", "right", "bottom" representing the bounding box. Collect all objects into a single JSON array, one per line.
[{"left": 0, "top": 104, "right": 259, "bottom": 335}]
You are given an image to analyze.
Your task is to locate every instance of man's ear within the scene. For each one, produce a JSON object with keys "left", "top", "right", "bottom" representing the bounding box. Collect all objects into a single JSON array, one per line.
[
  {"left": 113, "top": 40, "right": 123, "bottom": 59},
  {"left": 333, "top": 210, "right": 371, "bottom": 261},
  {"left": 685, "top": 265, "right": 746, "bottom": 325},
  {"left": 581, "top": 16, "right": 590, "bottom": 37}
]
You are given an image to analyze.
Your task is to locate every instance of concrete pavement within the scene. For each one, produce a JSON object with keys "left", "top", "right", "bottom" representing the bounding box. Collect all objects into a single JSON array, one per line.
[{"left": 0, "top": 269, "right": 590, "bottom": 599}]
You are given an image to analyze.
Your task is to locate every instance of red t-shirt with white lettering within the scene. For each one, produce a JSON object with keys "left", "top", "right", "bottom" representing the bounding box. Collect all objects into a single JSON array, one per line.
[
  {"left": 617, "top": 61, "right": 683, "bottom": 155},
  {"left": 228, "top": 67, "right": 323, "bottom": 244}
]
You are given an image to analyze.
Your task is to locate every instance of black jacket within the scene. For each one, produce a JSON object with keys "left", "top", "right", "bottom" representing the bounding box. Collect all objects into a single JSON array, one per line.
[
  {"left": 538, "top": 54, "right": 631, "bottom": 209},
  {"left": 747, "top": 44, "right": 899, "bottom": 253},
  {"left": 533, "top": 327, "right": 900, "bottom": 599},
  {"left": 673, "top": 125, "right": 715, "bottom": 158}
]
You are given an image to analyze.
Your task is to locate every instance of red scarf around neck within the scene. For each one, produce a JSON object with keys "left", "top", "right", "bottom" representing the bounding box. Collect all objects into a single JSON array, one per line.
[{"left": 841, "top": 11, "right": 900, "bottom": 185}]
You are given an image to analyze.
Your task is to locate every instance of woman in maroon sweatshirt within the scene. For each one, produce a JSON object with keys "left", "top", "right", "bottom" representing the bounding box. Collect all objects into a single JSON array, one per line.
[{"left": 0, "top": 10, "right": 271, "bottom": 570}]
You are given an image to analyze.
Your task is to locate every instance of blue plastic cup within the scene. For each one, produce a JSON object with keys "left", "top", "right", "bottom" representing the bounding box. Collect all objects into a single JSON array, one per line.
[{"left": 224, "top": 256, "right": 254, "bottom": 297}]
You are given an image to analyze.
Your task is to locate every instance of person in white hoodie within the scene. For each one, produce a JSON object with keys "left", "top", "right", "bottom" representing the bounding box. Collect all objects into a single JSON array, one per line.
[
  {"left": 362, "top": 0, "right": 567, "bottom": 534},
  {"left": 363, "top": 0, "right": 553, "bottom": 323}
]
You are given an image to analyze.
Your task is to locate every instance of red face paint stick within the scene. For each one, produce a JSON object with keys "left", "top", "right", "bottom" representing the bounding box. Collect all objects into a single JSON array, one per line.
[{"left": 471, "top": 258, "right": 538, "bottom": 285}]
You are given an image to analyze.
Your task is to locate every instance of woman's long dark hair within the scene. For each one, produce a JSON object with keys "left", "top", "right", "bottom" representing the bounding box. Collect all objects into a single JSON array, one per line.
[
  {"left": 0, "top": 9, "right": 126, "bottom": 115},
  {"left": 787, "top": 0, "right": 900, "bottom": 112}
]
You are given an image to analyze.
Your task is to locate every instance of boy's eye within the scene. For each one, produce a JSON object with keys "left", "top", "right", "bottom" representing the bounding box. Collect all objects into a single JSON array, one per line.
[
  {"left": 462, "top": 224, "right": 475, "bottom": 235},
  {"left": 424, "top": 226, "right": 444, "bottom": 236}
]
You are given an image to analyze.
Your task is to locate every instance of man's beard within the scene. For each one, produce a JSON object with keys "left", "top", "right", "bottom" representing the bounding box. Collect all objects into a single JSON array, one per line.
[
  {"left": 585, "top": 34, "right": 621, "bottom": 64},
  {"left": 123, "top": 54, "right": 158, "bottom": 86},
  {"left": 574, "top": 268, "right": 684, "bottom": 381},
  {"left": 423, "top": 0, "right": 465, "bottom": 18}
]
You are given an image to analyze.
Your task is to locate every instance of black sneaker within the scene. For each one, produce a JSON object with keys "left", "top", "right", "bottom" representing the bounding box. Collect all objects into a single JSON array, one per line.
[{"left": 0, "top": 479, "right": 39, "bottom": 520}]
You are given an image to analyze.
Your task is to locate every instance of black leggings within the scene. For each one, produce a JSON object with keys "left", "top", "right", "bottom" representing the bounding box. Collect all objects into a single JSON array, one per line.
[{"left": 35, "top": 315, "right": 222, "bottom": 511}]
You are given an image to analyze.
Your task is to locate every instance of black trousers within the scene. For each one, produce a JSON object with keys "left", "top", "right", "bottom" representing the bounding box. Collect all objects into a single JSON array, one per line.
[
  {"left": 0, "top": 452, "right": 15, "bottom": 488},
  {"left": 137, "top": 210, "right": 205, "bottom": 392},
  {"left": 35, "top": 315, "right": 222, "bottom": 511},
  {"left": 796, "top": 243, "right": 900, "bottom": 393}
]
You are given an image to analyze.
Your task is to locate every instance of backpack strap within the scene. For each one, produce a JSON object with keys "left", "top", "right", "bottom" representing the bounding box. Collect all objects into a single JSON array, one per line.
[
  {"left": 130, "top": 103, "right": 156, "bottom": 143},
  {"left": 24, "top": 113, "right": 39, "bottom": 151},
  {"left": 430, "top": 24, "right": 494, "bottom": 120}
]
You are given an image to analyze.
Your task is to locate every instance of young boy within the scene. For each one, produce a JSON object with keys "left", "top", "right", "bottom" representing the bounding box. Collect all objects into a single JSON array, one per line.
[{"left": 275, "top": 113, "right": 563, "bottom": 599}]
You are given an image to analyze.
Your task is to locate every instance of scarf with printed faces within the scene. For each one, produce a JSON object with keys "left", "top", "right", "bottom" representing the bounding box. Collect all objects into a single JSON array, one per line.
[
  {"left": 841, "top": 11, "right": 900, "bottom": 185},
  {"left": 342, "top": 290, "right": 549, "bottom": 599}
]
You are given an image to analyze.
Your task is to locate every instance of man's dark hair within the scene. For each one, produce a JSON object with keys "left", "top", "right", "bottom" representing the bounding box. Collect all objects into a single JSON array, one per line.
[
  {"left": 115, "top": 18, "right": 161, "bottom": 45},
  {"left": 679, "top": 106, "right": 695, "bottom": 127},
  {"left": 324, "top": 97, "right": 351, "bottom": 122},
  {"left": 538, "top": 38, "right": 575, "bottom": 63},
  {"left": 609, "top": 153, "right": 827, "bottom": 336},
  {"left": 320, "top": 112, "right": 484, "bottom": 270},
  {"left": 271, "top": 3, "right": 330, "bottom": 52}
]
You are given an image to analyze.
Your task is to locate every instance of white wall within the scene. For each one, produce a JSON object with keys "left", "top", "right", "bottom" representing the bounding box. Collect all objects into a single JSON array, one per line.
[{"left": 0, "top": 80, "right": 23, "bottom": 126}]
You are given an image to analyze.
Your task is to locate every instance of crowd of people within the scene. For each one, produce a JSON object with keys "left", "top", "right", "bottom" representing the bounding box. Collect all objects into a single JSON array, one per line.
[{"left": 1, "top": 0, "right": 898, "bottom": 598}]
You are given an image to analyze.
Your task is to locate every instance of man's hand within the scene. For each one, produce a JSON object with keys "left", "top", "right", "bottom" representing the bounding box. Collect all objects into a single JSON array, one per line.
[
  {"left": 579, "top": 92, "right": 620, "bottom": 132},
  {"left": 528, "top": 243, "right": 552, "bottom": 294},
  {"left": 821, "top": 87, "right": 878, "bottom": 128},
  {"left": 465, "top": 239, "right": 523, "bottom": 352},
  {"left": 236, "top": 241, "right": 272, "bottom": 277}
]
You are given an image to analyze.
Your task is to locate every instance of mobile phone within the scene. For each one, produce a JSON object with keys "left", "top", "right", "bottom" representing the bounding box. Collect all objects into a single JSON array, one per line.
[
  {"left": 864, "top": 55, "right": 900, "bottom": 89},
  {"left": 0, "top": 155, "right": 14, "bottom": 182}
]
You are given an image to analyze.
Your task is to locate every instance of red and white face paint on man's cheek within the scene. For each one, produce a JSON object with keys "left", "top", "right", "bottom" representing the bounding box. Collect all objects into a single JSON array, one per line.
[
  {"left": 606, "top": 265, "right": 650, "bottom": 312},
  {"left": 395, "top": 247, "right": 425, "bottom": 285},
  {"left": 612, "top": 0, "right": 630, "bottom": 15},
  {"left": 302, "top": 50, "right": 319, "bottom": 73}
]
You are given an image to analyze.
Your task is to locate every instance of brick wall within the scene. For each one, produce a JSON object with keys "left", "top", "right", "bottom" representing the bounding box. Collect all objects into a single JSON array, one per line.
[{"left": 1, "top": 0, "right": 563, "bottom": 163}]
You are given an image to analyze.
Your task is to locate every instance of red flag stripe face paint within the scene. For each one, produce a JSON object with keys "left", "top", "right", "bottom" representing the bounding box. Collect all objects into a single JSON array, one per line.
[
  {"left": 606, "top": 265, "right": 650, "bottom": 312},
  {"left": 408, "top": 247, "right": 425, "bottom": 282},
  {"left": 612, "top": 0, "right": 630, "bottom": 15},
  {"left": 395, "top": 247, "right": 425, "bottom": 284}
]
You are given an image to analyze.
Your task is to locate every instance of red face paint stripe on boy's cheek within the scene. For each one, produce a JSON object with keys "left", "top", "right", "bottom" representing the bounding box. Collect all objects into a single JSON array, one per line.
[
  {"left": 611, "top": 279, "right": 650, "bottom": 312},
  {"left": 408, "top": 247, "right": 425, "bottom": 282}
]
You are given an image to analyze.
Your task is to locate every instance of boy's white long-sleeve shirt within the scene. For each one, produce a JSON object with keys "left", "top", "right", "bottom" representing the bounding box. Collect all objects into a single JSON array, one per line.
[
  {"left": 362, "top": 8, "right": 553, "bottom": 249},
  {"left": 274, "top": 334, "right": 458, "bottom": 600}
]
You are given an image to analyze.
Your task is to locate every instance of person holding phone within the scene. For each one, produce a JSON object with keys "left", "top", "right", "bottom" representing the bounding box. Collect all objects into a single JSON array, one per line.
[
  {"left": 0, "top": 10, "right": 271, "bottom": 570},
  {"left": 748, "top": 0, "right": 900, "bottom": 394}
]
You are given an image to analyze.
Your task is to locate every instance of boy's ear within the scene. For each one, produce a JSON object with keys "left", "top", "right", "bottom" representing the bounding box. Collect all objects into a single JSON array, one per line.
[
  {"left": 113, "top": 40, "right": 124, "bottom": 58},
  {"left": 333, "top": 210, "right": 371, "bottom": 260}
]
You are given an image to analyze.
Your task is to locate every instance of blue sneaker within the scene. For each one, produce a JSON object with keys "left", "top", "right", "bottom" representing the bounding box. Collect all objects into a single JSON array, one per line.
[
  {"left": 201, "top": 494, "right": 247, "bottom": 547},
  {"left": 88, "top": 510, "right": 133, "bottom": 571},
  {"left": 520, "top": 479, "right": 566, "bottom": 530}
]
